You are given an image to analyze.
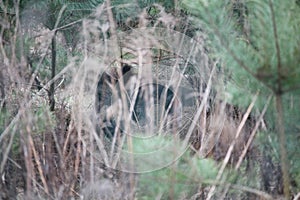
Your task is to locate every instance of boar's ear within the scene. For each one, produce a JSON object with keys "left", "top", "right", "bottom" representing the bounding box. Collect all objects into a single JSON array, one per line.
[{"left": 122, "top": 64, "right": 132, "bottom": 75}]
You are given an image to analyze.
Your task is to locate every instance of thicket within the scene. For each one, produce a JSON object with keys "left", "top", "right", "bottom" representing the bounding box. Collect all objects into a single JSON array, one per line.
[{"left": 0, "top": 0, "right": 299, "bottom": 199}]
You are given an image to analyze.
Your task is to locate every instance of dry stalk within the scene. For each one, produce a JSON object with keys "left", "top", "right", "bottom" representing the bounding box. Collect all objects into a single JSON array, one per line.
[
  {"left": 193, "top": 179, "right": 273, "bottom": 199},
  {"left": 20, "top": 128, "right": 34, "bottom": 197},
  {"left": 28, "top": 130, "right": 49, "bottom": 195},
  {"left": 235, "top": 95, "right": 272, "bottom": 168},
  {"left": 183, "top": 61, "right": 217, "bottom": 147},
  {"left": 70, "top": 58, "right": 86, "bottom": 196},
  {"left": 63, "top": 119, "right": 74, "bottom": 158},
  {"left": 0, "top": 121, "right": 17, "bottom": 174},
  {"left": 220, "top": 94, "right": 272, "bottom": 199},
  {"left": 206, "top": 91, "right": 259, "bottom": 200}
]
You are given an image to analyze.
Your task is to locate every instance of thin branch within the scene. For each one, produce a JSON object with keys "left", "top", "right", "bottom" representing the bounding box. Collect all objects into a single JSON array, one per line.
[
  {"left": 0, "top": 59, "right": 75, "bottom": 149},
  {"left": 294, "top": 192, "right": 300, "bottom": 200},
  {"left": 268, "top": 0, "right": 282, "bottom": 94},
  {"left": 194, "top": 179, "right": 273, "bottom": 200},
  {"left": 220, "top": 94, "right": 272, "bottom": 199},
  {"left": 236, "top": 95, "right": 272, "bottom": 168},
  {"left": 207, "top": 91, "right": 259, "bottom": 200},
  {"left": 28, "top": 132, "right": 50, "bottom": 195},
  {"left": 0, "top": 124, "right": 17, "bottom": 174},
  {"left": 269, "top": 1, "right": 290, "bottom": 198},
  {"left": 275, "top": 93, "right": 290, "bottom": 199},
  {"left": 183, "top": 60, "right": 217, "bottom": 148}
]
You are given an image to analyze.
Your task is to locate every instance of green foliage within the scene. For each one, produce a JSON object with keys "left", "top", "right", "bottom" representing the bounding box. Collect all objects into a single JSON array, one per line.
[
  {"left": 281, "top": 94, "right": 300, "bottom": 186},
  {"left": 0, "top": 102, "right": 55, "bottom": 157},
  {"left": 19, "top": 0, "right": 103, "bottom": 50},
  {"left": 181, "top": 0, "right": 300, "bottom": 127},
  {"left": 125, "top": 135, "right": 226, "bottom": 198},
  {"left": 136, "top": 156, "right": 222, "bottom": 199},
  {"left": 112, "top": 0, "right": 140, "bottom": 23},
  {"left": 30, "top": 103, "right": 56, "bottom": 134},
  {"left": 111, "top": 0, "right": 176, "bottom": 28},
  {"left": 0, "top": 109, "right": 10, "bottom": 134},
  {"left": 182, "top": 0, "right": 300, "bottom": 105},
  {"left": 123, "top": 135, "right": 186, "bottom": 172},
  {"left": 182, "top": 0, "right": 300, "bottom": 196},
  {"left": 35, "top": 43, "right": 69, "bottom": 80}
]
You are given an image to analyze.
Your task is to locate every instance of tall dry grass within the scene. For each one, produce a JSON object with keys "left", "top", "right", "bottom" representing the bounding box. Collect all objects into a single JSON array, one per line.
[{"left": 0, "top": 2, "right": 274, "bottom": 200}]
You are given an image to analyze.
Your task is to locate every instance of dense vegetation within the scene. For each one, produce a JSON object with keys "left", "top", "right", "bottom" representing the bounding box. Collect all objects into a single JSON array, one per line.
[{"left": 0, "top": 0, "right": 299, "bottom": 199}]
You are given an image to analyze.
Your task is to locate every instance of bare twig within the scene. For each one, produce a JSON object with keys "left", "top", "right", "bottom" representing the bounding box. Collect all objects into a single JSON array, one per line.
[
  {"left": 236, "top": 95, "right": 272, "bottom": 168},
  {"left": 28, "top": 131, "right": 49, "bottom": 195},
  {"left": 206, "top": 91, "right": 259, "bottom": 200},
  {"left": 269, "top": 0, "right": 290, "bottom": 197},
  {"left": 220, "top": 94, "right": 272, "bottom": 199},
  {"left": 294, "top": 192, "right": 300, "bottom": 200},
  {"left": 183, "top": 60, "right": 217, "bottom": 147}
]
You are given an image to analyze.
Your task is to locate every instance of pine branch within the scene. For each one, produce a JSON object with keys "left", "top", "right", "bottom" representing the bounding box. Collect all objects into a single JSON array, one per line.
[{"left": 269, "top": 1, "right": 290, "bottom": 198}]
